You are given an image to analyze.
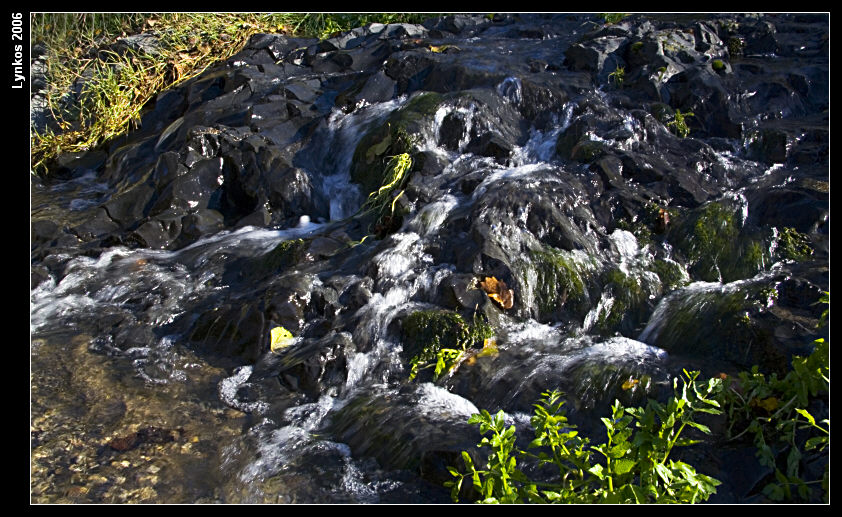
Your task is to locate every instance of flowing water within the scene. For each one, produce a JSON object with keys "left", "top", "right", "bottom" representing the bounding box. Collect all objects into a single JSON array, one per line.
[{"left": 31, "top": 14, "right": 828, "bottom": 504}]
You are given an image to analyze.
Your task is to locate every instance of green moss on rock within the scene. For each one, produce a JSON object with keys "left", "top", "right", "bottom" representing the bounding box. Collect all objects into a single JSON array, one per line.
[
  {"left": 594, "top": 267, "right": 647, "bottom": 335},
  {"left": 350, "top": 92, "right": 441, "bottom": 196},
  {"left": 521, "top": 246, "right": 596, "bottom": 321},
  {"left": 642, "top": 280, "right": 785, "bottom": 371},
  {"left": 672, "top": 201, "right": 771, "bottom": 282},
  {"left": 570, "top": 140, "right": 607, "bottom": 163},
  {"left": 255, "top": 238, "right": 308, "bottom": 276},
  {"left": 401, "top": 309, "right": 493, "bottom": 380},
  {"left": 650, "top": 258, "right": 689, "bottom": 292},
  {"left": 775, "top": 227, "right": 813, "bottom": 262}
]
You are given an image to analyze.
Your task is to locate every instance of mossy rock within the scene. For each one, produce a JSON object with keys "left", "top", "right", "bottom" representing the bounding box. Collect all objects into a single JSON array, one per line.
[
  {"left": 615, "top": 202, "right": 677, "bottom": 245},
  {"left": 236, "top": 238, "right": 309, "bottom": 284},
  {"left": 593, "top": 267, "right": 650, "bottom": 336},
  {"left": 650, "top": 258, "right": 689, "bottom": 293},
  {"left": 400, "top": 309, "right": 493, "bottom": 380},
  {"left": 553, "top": 112, "right": 609, "bottom": 164},
  {"left": 519, "top": 246, "right": 597, "bottom": 322},
  {"left": 570, "top": 140, "right": 608, "bottom": 163},
  {"left": 649, "top": 102, "right": 674, "bottom": 125},
  {"left": 670, "top": 201, "right": 773, "bottom": 283},
  {"left": 565, "top": 360, "right": 660, "bottom": 412},
  {"left": 639, "top": 279, "right": 785, "bottom": 371},
  {"left": 262, "top": 238, "right": 308, "bottom": 272},
  {"left": 350, "top": 92, "right": 443, "bottom": 196},
  {"left": 774, "top": 227, "right": 813, "bottom": 262}
]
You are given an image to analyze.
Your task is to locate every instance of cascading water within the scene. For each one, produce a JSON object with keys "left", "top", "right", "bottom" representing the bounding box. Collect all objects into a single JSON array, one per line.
[{"left": 31, "top": 13, "right": 828, "bottom": 504}]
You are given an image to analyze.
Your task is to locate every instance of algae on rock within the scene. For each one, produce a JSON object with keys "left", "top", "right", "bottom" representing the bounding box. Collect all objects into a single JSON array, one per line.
[
  {"left": 401, "top": 309, "right": 494, "bottom": 381},
  {"left": 517, "top": 245, "right": 598, "bottom": 323},
  {"left": 671, "top": 201, "right": 774, "bottom": 283}
]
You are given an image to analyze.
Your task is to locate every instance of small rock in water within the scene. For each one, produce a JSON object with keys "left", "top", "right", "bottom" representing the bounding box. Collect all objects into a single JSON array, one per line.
[
  {"left": 299, "top": 215, "right": 311, "bottom": 227},
  {"left": 107, "top": 426, "right": 180, "bottom": 452}
]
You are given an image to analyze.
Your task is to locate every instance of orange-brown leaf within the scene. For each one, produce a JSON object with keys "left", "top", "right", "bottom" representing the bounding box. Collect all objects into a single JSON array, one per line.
[{"left": 480, "top": 276, "right": 514, "bottom": 309}]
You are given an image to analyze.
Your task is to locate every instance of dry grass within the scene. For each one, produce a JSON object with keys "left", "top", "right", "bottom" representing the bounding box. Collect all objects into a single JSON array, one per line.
[{"left": 30, "top": 13, "right": 438, "bottom": 174}]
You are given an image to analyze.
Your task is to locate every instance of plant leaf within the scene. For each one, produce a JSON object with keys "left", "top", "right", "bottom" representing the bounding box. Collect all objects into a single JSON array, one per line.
[
  {"left": 614, "top": 458, "right": 636, "bottom": 475},
  {"left": 794, "top": 408, "right": 815, "bottom": 426}
]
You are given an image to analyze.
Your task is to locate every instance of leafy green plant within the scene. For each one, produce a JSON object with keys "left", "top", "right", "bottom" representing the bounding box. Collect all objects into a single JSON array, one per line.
[
  {"left": 667, "top": 109, "right": 694, "bottom": 138},
  {"left": 816, "top": 291, "right": 829, "bottom": 328},
  {"left": 446, "top": 370, "right": 724, "bottom": 503},
  {"left": 721, "top": 312, "right": 829, "bottom": 502}
]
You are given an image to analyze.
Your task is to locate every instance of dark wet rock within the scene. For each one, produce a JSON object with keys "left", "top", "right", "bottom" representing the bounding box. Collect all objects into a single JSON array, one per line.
[
  {"left": 565, "top": 35, "right": 627, "bottom": 82},
  {"left": 465, "top": 132, "right": 511, "bottom": 163},
  {"left": 437, "top": 112, "right": 466, "bottom": 151},
  {"left": 746, "top": 185, "right": 829, "bottom": 235},
  {"left": 131, "top": 214, "right": 183, "bottom": 249},
  {"left": 70, "top": 208, "right": 121, "bottom": 242},
  {"left": 272, "top": 331, "right": 350, "bottom": 400},
  {"left": 327, "top": 384, "right": 481, "bottom": 475},
  {"left": 180, "top": 209, "right": 225, "bottom": 240},
  {"left": 188, "top": 303, "right": 266, "bottom": 365},
  {"left": 425, "top": 14, "right": 489, "bottom": 37}
]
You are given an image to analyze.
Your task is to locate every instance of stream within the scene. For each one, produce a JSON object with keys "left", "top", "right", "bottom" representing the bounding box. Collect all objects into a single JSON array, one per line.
[{"left": 31, "top": 13, "right": 828, "bottom": 503}]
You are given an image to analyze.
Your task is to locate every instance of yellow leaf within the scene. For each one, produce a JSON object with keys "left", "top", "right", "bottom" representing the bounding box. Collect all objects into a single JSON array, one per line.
[
  {"left": 270, "top": 326, "right": 294, "bottom": 353},
  {"left": 750, "top": 396, "right": 779, "bottom": 412},
  {"left": 477, "top": 337, "right": 499, "bottom": 358},
  {"left": 429, "top": 45, "right": 460, "bottom": 53},
  {"left": 622, "top": 379, "right": 640, "bottom": 390}
]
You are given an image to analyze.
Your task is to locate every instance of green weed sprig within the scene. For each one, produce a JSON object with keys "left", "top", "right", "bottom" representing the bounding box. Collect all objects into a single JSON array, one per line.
[{"left": 667, "top": 109, "right": 694, "bottom": 138}]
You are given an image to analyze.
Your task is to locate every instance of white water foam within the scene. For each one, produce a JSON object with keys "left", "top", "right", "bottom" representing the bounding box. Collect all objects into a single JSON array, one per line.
[{"left": 218, "top": 366, "right": 269, "bottom": 413}]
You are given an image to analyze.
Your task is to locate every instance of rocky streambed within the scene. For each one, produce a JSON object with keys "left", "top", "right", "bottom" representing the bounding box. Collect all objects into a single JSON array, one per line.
[{"left": 31, "top": 13, "right": 828, "bottom": 503}]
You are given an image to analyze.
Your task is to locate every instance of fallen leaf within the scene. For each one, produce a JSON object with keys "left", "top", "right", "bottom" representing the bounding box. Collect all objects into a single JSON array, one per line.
[
  {"left": 621, "top": 378, "right": 640, "bottom": 390},
  {"left": 480, "top": 276, "right": 514, "bottom": 309},
  {"left": 749, "top": 396, "right": 779, "bottom": 412},
  {"left": 477, "top": 337, "right": 499, "bottom": 358},
  {"left": 429, "top": 44, "right": 460, "bottom": 53},
  {"left": 270, "top": 326, "right": 294, "bottom": 353}
]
